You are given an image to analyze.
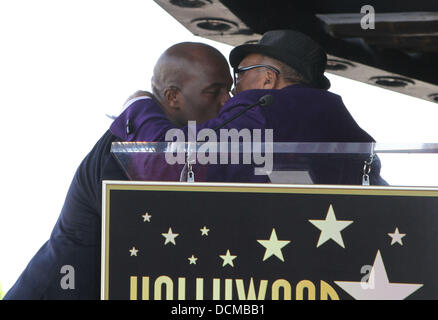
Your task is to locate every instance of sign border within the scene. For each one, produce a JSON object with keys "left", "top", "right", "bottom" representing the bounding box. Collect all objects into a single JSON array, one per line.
[{"left": 101, "top": 181, "right": 438, "bottom": 300}]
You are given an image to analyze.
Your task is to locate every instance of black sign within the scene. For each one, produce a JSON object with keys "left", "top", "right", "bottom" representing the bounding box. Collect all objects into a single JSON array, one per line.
[{"left": 102, "top": 182, "right": 438, "bottom": 300}]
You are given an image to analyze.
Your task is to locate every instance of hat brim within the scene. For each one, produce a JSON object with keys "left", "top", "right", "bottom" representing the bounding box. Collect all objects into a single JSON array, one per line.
[
  {"left": 230, "top": 44, "right": 331, "bottom": 90},
  {"left": 230, "top": 44, "right": 274, "bottom": 69},
  {"left": 318, "top": 75, "right": 331, "bottom": 90}
]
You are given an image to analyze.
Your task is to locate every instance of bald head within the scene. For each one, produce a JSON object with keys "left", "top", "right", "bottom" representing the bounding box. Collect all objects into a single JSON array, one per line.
[
  {"left": 150, "top": 43, "right": 232, "bottom": 126},
  {"left": 152, "top": 42, "right": 227, "bottom": 95}
]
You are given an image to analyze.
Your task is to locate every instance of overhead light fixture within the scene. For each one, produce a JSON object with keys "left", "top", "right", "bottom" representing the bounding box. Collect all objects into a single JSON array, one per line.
[
  {"left": 169, "top": 0, "right": 212, "bottom": 8},
  {"left": 191, "top": 18, "right": 238, "bottom": 32},
  {"left": 243, "top": 39, "right": 260, "bottom": 45},
  {"left": 369, "top": 76, "right": 415, "bottom": 88},
  {"left": 427, "top": 93, "right": 438, "bottom": 103},
  {"left": 326, "top": 59, "right": 356, "bottom": 71}
]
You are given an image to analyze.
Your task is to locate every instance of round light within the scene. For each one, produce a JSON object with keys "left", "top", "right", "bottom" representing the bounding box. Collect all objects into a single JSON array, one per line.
[
  {"left": 192, "top": 18, "right": 237, "bottom": 32},
  {"left": 427, "top": 93, "right": 438, "bottom": 103},
  {"left": 243, "top": 39, "right": 260, "bottom": 45},
  {"left": 169, "top": 0, "right": 212, "bottom": 8},
  {"left": 326, "top": 59, "right": 356, "bottom": 71},
  {"left": 369, "top": 76, "right": 415, "bottom": 88}
]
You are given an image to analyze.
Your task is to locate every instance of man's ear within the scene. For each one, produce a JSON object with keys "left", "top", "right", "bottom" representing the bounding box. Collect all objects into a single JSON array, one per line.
[
  {"left": 163, "top": 86, "right": 181, "bottom": 110},
  {"left": 262, "top": 70, "right": 277, "bottom": 89}
]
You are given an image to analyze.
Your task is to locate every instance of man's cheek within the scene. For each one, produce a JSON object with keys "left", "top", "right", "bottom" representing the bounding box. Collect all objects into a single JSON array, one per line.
[
  {"left": 236, "top": 82, "right": 246, "bottom": 94},
  {"left": 202, "top": 106, "right": 220, "bottom": 122},
  {"left": 210, "top": 99, "right": 222, "bottom": 116},
  {"left": 202, "top": 97, "right": 220, "bottom": 112}
]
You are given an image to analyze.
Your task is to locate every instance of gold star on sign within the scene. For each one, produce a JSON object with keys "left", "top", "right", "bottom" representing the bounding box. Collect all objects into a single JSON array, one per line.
[
  {"left": 162, "top": 227, "right": 179, "bottom": 245},
  {"left": 188, "top": 255, "right": 198, "bottom": 265},
  {"left": 309, "top": 204, "right": 353, "bottom": 248},
  {"left": 129, "top": 246, "right": 138, "bottom": 256},
  {"left": 142, "top": 212, "right": 151, "bottom": 222},
  {"left": 219, "top": 249, "right": 237, "bottom": 267},
  {"left": 257, "top": 228, "right": 290, "bottom": 262},
  {"left": 200, "top": 226, "right": 210, "bottom": 236}
]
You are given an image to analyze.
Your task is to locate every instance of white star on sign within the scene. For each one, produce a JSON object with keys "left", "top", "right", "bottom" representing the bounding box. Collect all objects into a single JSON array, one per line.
[
  {"left": 309, "top": 204, "right": 353, "bottom": 248},
  {"left": 142, "top": 212, "right": 152, "bottom": 222},
  {"left": 257, "top": 228, "right": 290, "bottom": 262},
  {"left": 335, "top": 250, "right": 423, "bottom": 300},
  {"left": 162, "top": 227, "right": 179, "bottom": 245},
  {"left": 188, "top": 255, "right": 198, "bottom": 265},
  {"left": 219, "top": 249, "right": 237, "bottom": 267},
  {"left": 388, "top": 227, "right": 406, "bottom": 246},
  {"left": 200, "top": 226, "right": 210, "bottom": 236},
  {"left": 129, "top": 246, "right": 138, "bottom": 256}
]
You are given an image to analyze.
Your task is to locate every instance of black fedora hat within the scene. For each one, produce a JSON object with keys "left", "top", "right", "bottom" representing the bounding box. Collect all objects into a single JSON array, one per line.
[{"left": 229, "top": 30, "right": 331, "bottom": 90}]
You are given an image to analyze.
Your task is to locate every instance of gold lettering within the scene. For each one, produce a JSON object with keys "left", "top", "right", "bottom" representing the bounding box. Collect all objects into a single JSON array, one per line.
[
  {"left": 213, "top": 278, "right": 220, "bottom": 300},
  {"left": 296, "top": 280, "right": 316, "bottom": 300},
  {"left": 131, "top": 275, "right": 339, "bottom": 301},
  {"left": 236, "top": 278, "right": 268, "bottom": 300},
  {"left": 154, "top": 275, "right": 173, "bottom": 300},
  {"left": 196, "top": 278, "right": 204, "bottom": 300},
  {"left": 225, "top": 278, "right": 233, "bottom": 300},
  {"left": 178, "top": 277, "right": 186, "bottom": 300},
  {"left": 271, "top": 279, "right": 292, "bottom": 300},
  {"left": 320, "top": 280, "right": 340, "bottom": 300},
  {"left": 142, "top": 276, "right": 149, "bottom": 300},
  {"left": 130, "top": 276, "right": 137, "bottom": 300}
]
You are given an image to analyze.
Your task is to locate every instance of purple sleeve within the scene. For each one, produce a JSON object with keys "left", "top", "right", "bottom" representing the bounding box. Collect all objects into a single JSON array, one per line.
[
  {"left": 109, "top": 93, "right": 267, "bottom": 142},
  {"left": 110, "top": 98, "right": 176, "bottom": 142}
]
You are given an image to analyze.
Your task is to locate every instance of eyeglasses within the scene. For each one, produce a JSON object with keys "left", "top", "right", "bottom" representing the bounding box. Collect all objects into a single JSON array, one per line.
[{"left": 233, "top": 64, "right": 280, "bottom": 87}]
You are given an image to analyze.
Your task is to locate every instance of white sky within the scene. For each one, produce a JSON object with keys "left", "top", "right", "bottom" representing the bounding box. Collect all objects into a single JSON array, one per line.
[{"left": 0, "top": 0, "right": 437, "bottom": 295}]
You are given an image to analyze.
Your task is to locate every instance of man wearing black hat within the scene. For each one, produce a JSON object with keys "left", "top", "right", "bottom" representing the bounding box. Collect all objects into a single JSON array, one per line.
[
  {"left": 230, "top": 29, "right": 331, "bottom": 93},
  {"left": 111, "top": 29, "right": 386, "bottom": 185}
]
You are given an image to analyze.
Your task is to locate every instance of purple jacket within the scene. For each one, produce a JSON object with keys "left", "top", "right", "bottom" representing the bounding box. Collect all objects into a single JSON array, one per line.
[{"left": 110, "top": 85, "right": 385, "bottom": 185}]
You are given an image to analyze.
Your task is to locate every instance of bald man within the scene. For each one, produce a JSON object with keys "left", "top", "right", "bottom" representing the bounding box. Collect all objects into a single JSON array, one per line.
[
  {"left": 151, "top": 42, "right": 231, "bottom": 126},
  {"left": 4, "top": 42, "right": 232, "bottom": 299}
]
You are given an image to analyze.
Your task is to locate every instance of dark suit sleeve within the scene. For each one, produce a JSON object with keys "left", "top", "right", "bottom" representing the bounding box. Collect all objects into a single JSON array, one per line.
[{"left": 4, "top": 130, "right": 125, "bottom": 299}]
